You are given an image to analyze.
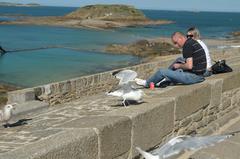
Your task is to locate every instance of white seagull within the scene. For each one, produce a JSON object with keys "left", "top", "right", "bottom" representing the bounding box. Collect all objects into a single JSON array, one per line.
[
  {"left": 136, "top": 132, "right": 239, "bottom": 159},
  {"left": 0, "top": 103, "right": 17, "bottom": 125},
  {"left": 113, "top": 69, "right": 137, "bottom": 86},
  {"left": 106, "top": 69, "right": 144, "bottom": 107}
]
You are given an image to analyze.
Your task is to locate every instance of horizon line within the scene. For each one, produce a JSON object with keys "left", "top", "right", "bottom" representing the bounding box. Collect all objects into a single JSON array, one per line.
[{"left": 0, "top": 3, "right": 239, "bottom": 13}]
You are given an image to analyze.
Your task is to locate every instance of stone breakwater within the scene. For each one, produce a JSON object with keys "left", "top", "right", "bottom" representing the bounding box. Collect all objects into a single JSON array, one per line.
[{"left": 1, "top": 47, "right": 240, "bottom": 159}]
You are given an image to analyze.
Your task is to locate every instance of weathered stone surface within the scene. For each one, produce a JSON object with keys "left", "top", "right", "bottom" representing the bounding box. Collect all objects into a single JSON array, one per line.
[
  {"left": 222, "top": 71, "right": 240, "bottom": 92},
  {"left": 55, "top": 116, "right": 132, "bottom": 159},
  {"left": 106, "top": 97, "right": 175, "bottom": 158},
  {"left": 231, "top": 88, "right": 240, "bottom": 108},
  {"left": 216, "top": 110, "right": 239, "bottom": 128},
  {"left": 221, "top": 92, "right": 232, "bottom": 110},
  {"left": 8, "top": 88, "right": 35, "bottom": 103},
  {"left": 192, "top": 110, "right": 203, "bottom": 122},
  {"left": 13, "top": 101, "right": 49, "bottom": 115},
  {"left": 158, "top": 83, "right": 211, "bottom": 120},
  {"left": 7, "top": 59, "right": 174, "bottom": 105},
  {"left": 0, "top": 129, "right": 98, "bottom": 159},
  {"left": 208, "top": 79, "right": 223, "bottom": 108}
]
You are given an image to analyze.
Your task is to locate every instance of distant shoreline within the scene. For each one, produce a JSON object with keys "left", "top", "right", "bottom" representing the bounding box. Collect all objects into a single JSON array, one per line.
[{"left": 0, "top": 2, "right": 40, "bottom": 7}]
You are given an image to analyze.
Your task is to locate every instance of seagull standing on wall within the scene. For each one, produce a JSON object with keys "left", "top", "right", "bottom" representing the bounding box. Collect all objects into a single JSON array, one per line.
[
  {"left": 0, "top": 103, "right": 17, "bottom": 126},
  {"left": 136, "top": 132, "right": 239, "bottom": 159},
  {"left": 106, "top": 69, "right": 144, "bottom": 107}
]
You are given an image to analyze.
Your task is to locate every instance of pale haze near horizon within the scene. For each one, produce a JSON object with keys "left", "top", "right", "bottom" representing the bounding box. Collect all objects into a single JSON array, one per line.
[{"left": 1, "top": 0, "right": 240, "bottom": 12}]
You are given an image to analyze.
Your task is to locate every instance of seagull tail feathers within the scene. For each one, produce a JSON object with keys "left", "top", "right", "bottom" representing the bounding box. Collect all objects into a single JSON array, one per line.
[{"left": 136, "top": 147, "right": 159, "bottom": 159}]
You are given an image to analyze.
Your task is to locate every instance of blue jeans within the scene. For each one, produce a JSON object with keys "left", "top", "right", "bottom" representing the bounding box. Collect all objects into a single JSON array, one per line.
[
  {"left": 146, "top": 68, "right": 205, "bottom": 87},
  {"left": 203, "top": 70, "right": 212, "bottom": 77}
]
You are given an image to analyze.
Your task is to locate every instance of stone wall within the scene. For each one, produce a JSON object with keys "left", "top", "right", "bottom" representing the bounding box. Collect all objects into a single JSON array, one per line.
[
  {"left": 7, "top": 56, "right": 176, "bottom": 105},
  {"left": 3, "top": 70, "right": 240, "bottom": 159},
  {"left": 4, "top": 50, "right": 240, "bottom": 159}
]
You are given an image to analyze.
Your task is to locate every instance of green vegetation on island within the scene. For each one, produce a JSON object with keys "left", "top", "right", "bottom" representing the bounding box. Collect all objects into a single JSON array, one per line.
[
  {"left": 0, "top": 4, "right": 173, "bottom": 29},
  {"left": 65, "top": 4, "right": 147, "bottom": 21}
]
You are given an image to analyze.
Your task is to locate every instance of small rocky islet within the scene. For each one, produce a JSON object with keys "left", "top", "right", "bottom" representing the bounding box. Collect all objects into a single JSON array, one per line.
[
  {"left": 105, "top": 39, "right": 181, "bottom": 59},
  {"left": 0, "top": 4, "right": 173, "bottom": 29}
]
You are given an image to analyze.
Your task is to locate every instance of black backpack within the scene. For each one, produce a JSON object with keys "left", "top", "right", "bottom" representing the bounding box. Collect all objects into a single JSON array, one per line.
[{"left": 211, "top": 60, "right": 233, "bottom": 74}]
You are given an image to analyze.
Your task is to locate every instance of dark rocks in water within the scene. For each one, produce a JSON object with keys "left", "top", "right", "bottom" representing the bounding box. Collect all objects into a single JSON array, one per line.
[
  {"left": 231, "top": 31, "right": 240, "bottom": 37},
  {"left": 105, "top": 39, "right": 181, "bottom": 57}
]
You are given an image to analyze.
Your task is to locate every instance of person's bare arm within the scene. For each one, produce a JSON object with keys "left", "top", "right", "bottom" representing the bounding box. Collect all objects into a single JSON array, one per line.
[{"left": 173, "top": 57, "right": 193, "bottom": 70}]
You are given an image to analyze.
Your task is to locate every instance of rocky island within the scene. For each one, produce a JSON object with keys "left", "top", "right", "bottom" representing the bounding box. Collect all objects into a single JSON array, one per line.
[
  {"left": 105, "top": 38, "right": 181, "bottom": 61},
  {"left": 0, "top": 4, "right": 173, "bottom": 29},
  {"left": 231, "top": 31, "right": 240, "bottom": 40}
]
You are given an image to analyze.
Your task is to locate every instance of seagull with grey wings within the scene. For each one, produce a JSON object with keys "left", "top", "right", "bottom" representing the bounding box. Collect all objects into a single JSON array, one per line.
[
  {"left": 0, "top": 103, "right": 17, "bottom": 126},
  {"left": 106, "top": 69, "right": 144, "bottom": 107},
  {"left": 136, "top": 131, "right": 240, "bottom": 159}
]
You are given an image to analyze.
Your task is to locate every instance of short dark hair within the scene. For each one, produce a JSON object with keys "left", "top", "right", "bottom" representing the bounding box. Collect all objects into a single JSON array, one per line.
[{"left": 171, "top": 32, "right": 185, "bottom": 39}]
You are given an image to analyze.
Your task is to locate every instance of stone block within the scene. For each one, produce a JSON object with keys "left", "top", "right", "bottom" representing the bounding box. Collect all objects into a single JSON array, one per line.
[
  {"left": 221, "top": 93, "right": 231, "bottom": 110},
  {"left": 106, "top": 97, "right": 175, "bottom": 158},
  {"left": 216, "top": 110, "right": 239, "bottom": 128},
  {"left": 55, "top": 116, "right": 132, "bottom": 159},
  {"left": 12, "top": 101, "right": 49, "bottom": 115},
  {"left": 208, "top": 79, "right": 223, "bottom": 108},
  {"left": 0, "top": 129, "right": 98, "bottom": 159},
  {"left": 7, "top": 88, "right": 36, "bottom": 104},
  {"left": 158, "top": 83, "right": 211, "bottom": 121},
  {"left": 231, "top": 88, "right": 240, "bottom": 108},
  {"left": 192, "top": 110, "right": 203, "bottom": 122},
  {"left": 222, "top": 71, "right": 240, "bottom": 92}
]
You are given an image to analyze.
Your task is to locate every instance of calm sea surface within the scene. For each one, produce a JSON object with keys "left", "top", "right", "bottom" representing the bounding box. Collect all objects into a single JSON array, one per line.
[{"left": 0, "top": 6, "right": 239, "bottom": 87}]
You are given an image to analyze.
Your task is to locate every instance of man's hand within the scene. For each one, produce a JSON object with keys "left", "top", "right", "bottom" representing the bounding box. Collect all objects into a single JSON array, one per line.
[
  {"left": 173, "top": 63, "right": 181, "bottom": 69},
  {"left": 173, "top": 58, "right": 193, "bottom": 70}
]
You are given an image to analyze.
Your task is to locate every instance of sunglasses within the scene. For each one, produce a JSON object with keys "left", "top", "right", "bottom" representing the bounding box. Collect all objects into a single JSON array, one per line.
[{"left": 186, "top": 34, "right": 193, "bottom": 38}]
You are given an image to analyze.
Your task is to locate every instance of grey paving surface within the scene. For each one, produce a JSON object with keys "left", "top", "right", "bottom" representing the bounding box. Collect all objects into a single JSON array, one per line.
[{"left": 0, "top": 87, "right": 171, "bottom": 155}]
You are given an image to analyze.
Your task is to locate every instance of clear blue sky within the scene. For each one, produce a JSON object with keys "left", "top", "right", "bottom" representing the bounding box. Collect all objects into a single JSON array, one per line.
[{"left": 2, "top": 0, "right": 240, "bottom": 12}]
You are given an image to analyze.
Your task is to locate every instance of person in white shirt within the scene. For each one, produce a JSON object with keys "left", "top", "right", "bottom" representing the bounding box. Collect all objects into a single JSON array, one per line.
[{"left": 187, "top": 27, "right": 212, "bottom": 76}]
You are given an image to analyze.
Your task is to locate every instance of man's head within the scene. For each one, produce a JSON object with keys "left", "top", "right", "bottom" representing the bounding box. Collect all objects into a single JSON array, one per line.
[
  {"left": 171, "top": 32, "right": 187, "bottom": 48},
  {"left": 187, "top": 27, "right": 200, "bottom": 40}
]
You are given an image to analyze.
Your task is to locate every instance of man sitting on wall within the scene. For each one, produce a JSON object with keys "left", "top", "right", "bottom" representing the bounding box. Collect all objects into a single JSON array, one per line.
[{"left": 135, "top": 32, "right": 206, "bottom": 87}]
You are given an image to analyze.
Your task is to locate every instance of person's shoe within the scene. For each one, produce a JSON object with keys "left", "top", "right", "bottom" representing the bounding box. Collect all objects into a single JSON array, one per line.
[
  {"left": 135, "top": 78, "right": 146, "bottom": 86},
  {"left": 156, "top": 78, "right": 172, "bottom": 88}
]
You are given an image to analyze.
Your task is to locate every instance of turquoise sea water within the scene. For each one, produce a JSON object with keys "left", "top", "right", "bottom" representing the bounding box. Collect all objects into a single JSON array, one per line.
[{"left": 0, "top": 6, "right": 239, "bottom": 87}]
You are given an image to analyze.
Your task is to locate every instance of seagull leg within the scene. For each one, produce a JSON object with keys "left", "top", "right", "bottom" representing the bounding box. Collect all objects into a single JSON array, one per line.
[
  {"left": 122, "top": 99, "right": 127, "bottom": 107},
  {"left": 3, "top": 122, "right": 10, "bottom": 128},
  {"left": 125, "top": 100, "right": 130, "bottom": 106}
]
